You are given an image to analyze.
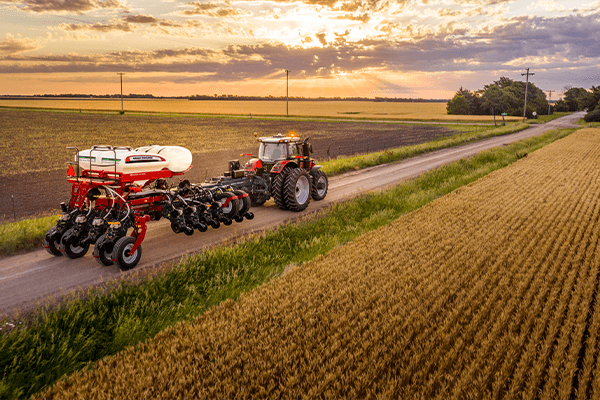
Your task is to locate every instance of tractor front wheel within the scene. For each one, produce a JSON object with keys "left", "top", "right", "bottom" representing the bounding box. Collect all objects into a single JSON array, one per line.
[
  {"left": 112, "top": 236, "right": 142, "bottom": 271},
  {"left": 311, "top": 170, "right": 328, "bottom": 201},
  {"left": 283, "top": 168, "right": 311, "bottom": 212}
]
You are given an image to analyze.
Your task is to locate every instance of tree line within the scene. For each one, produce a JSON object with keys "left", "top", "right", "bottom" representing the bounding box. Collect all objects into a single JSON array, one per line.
[
  {"left": 446, "top": 77, "right": 549, "bottom": 122},
  {"left": 447, "top": 77, "right": 600, "bottom": 123},
  {"left": 554, "top": 86, "right": 600, "bottom": 122}
]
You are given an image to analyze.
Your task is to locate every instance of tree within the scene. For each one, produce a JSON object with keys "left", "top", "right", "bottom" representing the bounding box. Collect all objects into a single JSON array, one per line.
[
  {"left": 480, "top": 85, "right": 510, "bottom": 125},
  {"left": 590, "top": 86, "right": 600, "bottom": 109},
  {"left": 455, "top": 87, "right": 482, "bottom": 114},
  {"left": 447, "top": 95, "right": 471, "bottom": 115},
  {"left": 446, "top": 77, "right": 549, "bottom": 117},
  {"left": 553, "top": 99, "right": 568, "bottom": 112},
  {"left": 584, "top": 108, "right": 600, "bottom": 122},
  {"left": 563, "top": 87, "right": 595, "bottom": 111}
]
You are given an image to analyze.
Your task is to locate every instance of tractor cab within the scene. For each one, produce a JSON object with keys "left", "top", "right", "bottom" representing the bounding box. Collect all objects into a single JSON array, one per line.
[
  {"left": 242, "top": 133, "right": 312, "bottom": 175},
  {"left": 258, "top": 134, "right": 304, "bottom": 163}
]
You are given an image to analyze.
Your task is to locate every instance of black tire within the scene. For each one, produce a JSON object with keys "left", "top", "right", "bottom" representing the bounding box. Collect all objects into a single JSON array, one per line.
[
  {"left": 43, "top": 227, "right": 63, "bottom": 257},
  {"left": 197, "top": 223, "right": 208, "bottom": 232},
  {"left": 94, "top": 234, "right": 114, "bottom": 266},
  {"left": 283, "top": 168, "right": 311, "bottom": 212},
  {"left": 112, "top": 236, "right": 142, "bottom": 271},
  {"left": 214, "top": 192, "right": 239, "bottom": 219},
  {"left": 311, "top": 170, "right": 328, "bottom": 201},
  {"left": 233, "top": 190, "right": 251, "bottom": 215},
  {"left": 250, "top": 194, "right": 268, "bottom": 207},
  {"left": 62, "top": 230, "right": 90, "bottom": 259},
  {"left": 271, "top": 170, "right": 289, "bottom": 210}
]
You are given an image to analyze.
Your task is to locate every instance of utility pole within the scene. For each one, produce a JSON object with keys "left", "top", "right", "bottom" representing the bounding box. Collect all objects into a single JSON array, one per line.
[
  {"left": 521, "top": 68, "right": 534, "bottom": 122},
  {"left": 547, "top": 89, "right": 555, "bottom": 115},
  {"left": 117, "top": 72, "right": 125, "bottom": 113},
  {"left": 285, "top": 69, "right": 290, "bottom": 117}
]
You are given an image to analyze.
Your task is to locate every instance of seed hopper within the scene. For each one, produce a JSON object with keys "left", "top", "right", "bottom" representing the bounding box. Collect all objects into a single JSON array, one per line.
[{"left": 43, "top": 145, "right": 254, "bottom": 270}]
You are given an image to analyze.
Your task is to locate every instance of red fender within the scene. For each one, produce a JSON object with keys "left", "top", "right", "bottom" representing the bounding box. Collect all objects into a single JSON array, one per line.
[{"left": 270, "top": 160, "right": 294, "bottom": 174}]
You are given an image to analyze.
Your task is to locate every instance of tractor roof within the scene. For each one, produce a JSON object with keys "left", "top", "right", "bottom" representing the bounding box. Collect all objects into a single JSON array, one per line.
[{"left": 257, "top": 134, "right": 302, "bottom": 144}]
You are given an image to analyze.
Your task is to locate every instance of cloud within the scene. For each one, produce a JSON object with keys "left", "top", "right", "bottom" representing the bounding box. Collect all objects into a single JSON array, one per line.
[
  {"left": 0, "top": 0, "right": 127, "bottom": 14},
  {"left": 0, "top": 35, "right": 39, "bottom": 54},
  {"left": 315, "top": 33, "right": 328, "bottom": 46},
  {"left": 123, "top": 14, "right": 159, "bottom": 24},
  {"left": 334, "top": 12, "right": 370, "bottom": 22},
  {"left": 60, "top": 21, "right": 134, "bottom": 32},
  {"left": 58, "top": 14, "right": 189, "bottom": 33},
  {"left": 2, "top": 10, "right": 600, "bottom": 84},
  {"left": 180, "top": 1, "right": 251, "bottom": 17}
]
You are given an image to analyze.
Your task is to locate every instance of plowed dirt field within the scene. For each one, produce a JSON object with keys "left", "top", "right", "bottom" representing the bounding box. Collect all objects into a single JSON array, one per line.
[{"left": 0, "top": 109, "right": 456, "bottom": 221}]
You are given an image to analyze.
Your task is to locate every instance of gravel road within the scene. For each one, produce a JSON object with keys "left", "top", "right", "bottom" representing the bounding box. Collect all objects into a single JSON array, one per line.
[{"left": 0, "top": 113, "right": 584, "bottom": 316}]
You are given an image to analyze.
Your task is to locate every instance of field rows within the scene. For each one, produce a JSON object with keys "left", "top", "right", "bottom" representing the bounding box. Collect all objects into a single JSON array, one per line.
[
  {"left": 0, "top": 109, "right": 456, "bottom": 177},
  {"left": 46, "top": 129, "right": 600, "bottom": 399},
  {"left": 0, "top": 99, "right": 521, "bottom": 121}
]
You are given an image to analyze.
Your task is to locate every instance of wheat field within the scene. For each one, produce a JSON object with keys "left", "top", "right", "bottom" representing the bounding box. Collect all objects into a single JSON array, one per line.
[
  {"left": 45, "top": 128, "right": 600, "bottom": 399},
  {"left": 0, "top": 99, "right": 520, "bottom": 121}
]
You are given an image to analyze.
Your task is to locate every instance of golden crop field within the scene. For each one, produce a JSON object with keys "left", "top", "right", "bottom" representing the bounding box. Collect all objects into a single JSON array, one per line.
[
  {"left": 45, "top": 129, "right": 600, "bottom": 399},
  {"left": 0, "top": 98, "right": 520, "bottom": 121}
]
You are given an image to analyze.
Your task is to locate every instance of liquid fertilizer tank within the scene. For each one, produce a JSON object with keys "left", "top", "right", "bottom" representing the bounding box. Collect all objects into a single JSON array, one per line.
[{"left": 76, "top": 145, "right": 192, "bottom": 174}]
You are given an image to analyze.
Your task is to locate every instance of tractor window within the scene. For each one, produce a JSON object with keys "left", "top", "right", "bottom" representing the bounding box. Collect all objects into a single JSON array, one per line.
[
  {"left": 290, "top": 144, "right": 301, "bottom": 158},
  {"left": 259, "top": 143, "right": 288, "bottom": 161}
]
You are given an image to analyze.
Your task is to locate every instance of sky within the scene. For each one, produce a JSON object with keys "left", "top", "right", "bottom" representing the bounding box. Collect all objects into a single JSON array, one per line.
[{"left": 0, "top": 0, "right": 599, "bottom": 99}]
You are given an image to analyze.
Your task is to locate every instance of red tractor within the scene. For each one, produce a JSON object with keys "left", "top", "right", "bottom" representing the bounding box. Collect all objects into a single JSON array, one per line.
[{"left": 209, "top": 133, "right": 328, "bottom": 211}]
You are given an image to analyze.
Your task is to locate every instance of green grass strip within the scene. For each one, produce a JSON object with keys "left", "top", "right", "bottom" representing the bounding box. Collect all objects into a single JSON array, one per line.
[
  {"left": 0, "top": 122, "right": 527, "bottom": 258},
  {"left": 526, "top": 111, "right": 573, "bottom": 124},
  {"left": 0, "top": 127, "right": 577, "bottom": 399},
  {"left": 0, "top": 216, "right": 57, "bottom": 256},
  {"left": 321, "top": 122, "right": 528, "bottom": 176}
]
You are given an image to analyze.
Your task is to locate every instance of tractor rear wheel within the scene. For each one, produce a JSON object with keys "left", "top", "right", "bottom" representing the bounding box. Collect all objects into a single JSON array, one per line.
[
  {"left": 283, "top": 168, "right": 311, "bottom": 212},
  {"left": 112, "top": 236, "right": 142, "bottom": 271},
  {"left": 271, "top": 170, "right": 289, "bottom": 210},
  {"left": 311, "top": 170, "right": 328, "bottom": 200}
]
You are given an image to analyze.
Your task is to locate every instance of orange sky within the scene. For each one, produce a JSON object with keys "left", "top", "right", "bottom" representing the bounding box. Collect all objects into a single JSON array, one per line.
[{"left": 1, "top": 0, "right": 599, "bottom": 98}]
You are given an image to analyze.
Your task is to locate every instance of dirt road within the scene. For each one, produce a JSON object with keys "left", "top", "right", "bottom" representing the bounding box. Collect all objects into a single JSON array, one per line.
[{"left": 0, "top": 113, "right": 583, "bottom": 316}]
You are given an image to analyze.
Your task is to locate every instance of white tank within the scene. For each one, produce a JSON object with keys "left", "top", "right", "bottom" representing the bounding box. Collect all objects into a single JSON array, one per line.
[
  {"left": 134, "top": 145, "right": 192, "bottom": 173},
  {"left": 76, "top": 145, "right": 192, "bottom": 175}
]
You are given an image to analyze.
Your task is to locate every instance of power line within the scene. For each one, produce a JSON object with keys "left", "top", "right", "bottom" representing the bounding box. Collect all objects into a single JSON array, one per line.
[
  {"left": 285, "top": 69, "right": 290, "bottom": 117},
  {"left": 117, "top": 72, "right": 125, "bottom": 113},
  {"left": 522, "top": 68, "right": 534, "bottom": 122},
  {"left": 547, "top": 90, "right": 555, "bottom": 115}
]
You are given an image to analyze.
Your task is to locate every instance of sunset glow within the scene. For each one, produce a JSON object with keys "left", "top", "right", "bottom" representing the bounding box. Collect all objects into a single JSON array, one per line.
[{"left": 1, "top": 0, "right": 599, "bottom": 98}]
